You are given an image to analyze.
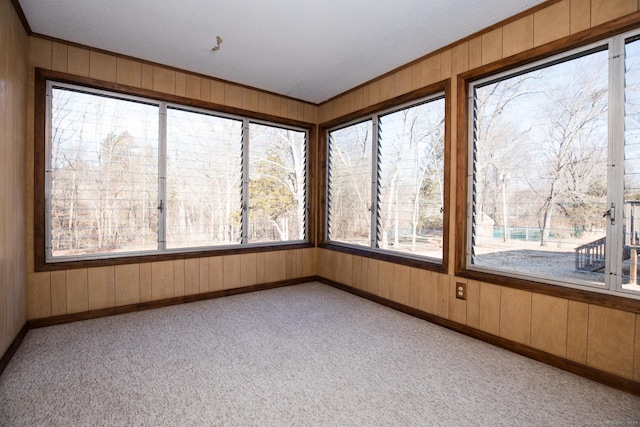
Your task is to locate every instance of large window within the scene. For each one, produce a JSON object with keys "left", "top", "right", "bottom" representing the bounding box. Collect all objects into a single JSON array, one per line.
[
  {"left": 46, "top": 81, "right": 307, "bottom": 262},
  {"left": 467, "top": 30, "right": 640, "bottom": 297},
  {"left": 327, "top": 94, "right": 446, "bottom": 262}
]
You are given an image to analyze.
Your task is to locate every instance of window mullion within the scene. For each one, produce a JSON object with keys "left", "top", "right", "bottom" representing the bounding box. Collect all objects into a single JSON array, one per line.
[
  {"left": 44, "top": 81, "right": 54, "bottom": 262},
  {"left": 158, "top": 103, "right": 167, "bottom": 251},
  {"left": 241, "top": 119, "right": 249, "bottom": 245},
  {"left": 607, "top": 36, "right": 625, "bottom": 290},
  {"left": 371, "top": 117, "right": 380, "bottom": 249}
]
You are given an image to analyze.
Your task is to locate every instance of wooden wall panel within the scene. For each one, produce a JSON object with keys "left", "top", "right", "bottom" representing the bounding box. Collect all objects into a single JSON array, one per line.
[
  {"left": 225, "top": 84, "right": 242, "bottom": 109},
  {"left": 185, "top": 74, "right": 201, "bottom": 100},
  {"left": 67, "top": 46, "right": 89, "bottom": 77},
  {"left": 66, "top": 269, "right": 88, "bottom": 314},
  {"left": 351, "top": 255, "right": 363, "bottom": 291},
  {"left": 465, "top": 279, "right": 480, "bottom": 329},
  {"left": 173, "top": 259, "right": 185, "bottom": 297},
  {"left": 240, "top": 253, "right": 257, "bottom": 287},
  {"left": 440, "top": 49, "right": 452, "bottom": 80},
  {"left": 302, "top": 247, "right": 316, "bottom": 277},
  {"left": 377, "top": 260, "right": 394, "bottom": 300},
  {"left": 200, "top": 78, "right": 211, "bottom": 102},
  {"left": 335, "top": 252, "right": 353, "bottom": 286},
  {"left": 153, "top": 67, "right": 175, "bottom": 95},
  {"left": 421, "top": 55, "right": 441, "bottom": 87},
  {"left": 285, "top": 250, "right": 297, "bottom": 280},
  {"left": 451, "top": 42, "right": 469, "bottom": 75},
  {"left": 151, "top": 261, "right": 174, "bottom": 301},
  {"left": 209, "top": 256, "right": 224, "bottom": 291},
  {"left": 591, "top": 0, "right": 638, "bottom": 27},
  {"left": 184, "top": 258, "right": 200, "bottom": 296},
  {"left": 635, "top": 314, "right": 640, "bottom": 381},
  {"left": 478, "top": 282, "right": 501, "bottom": 335},
  {"left": 392, "top": 264, "right": 411, "bottom": 306},
  {"left": 567, "top": 300, "right": 589, "bottom": 364},
  {"left": 141, "top": 63, "right": 154, "bottom": 90},
  {"left": 499, "top": 287, "right": 532, "bottom": 345},
  {"left": 530, "top": 294, "right": 568, "bottom": 357},
  {"left": 437, "top": 273, "right": 450, "bottom": 319},
  {"left": 468, "top": 37, "right": 482, "bottom": 70},
  {"left": 51, "top": 42, "right": 67, "bottom": 73},
  {"left": 89, "top": 51, "right": 116, "bottom": 83},
  {"left": 222, "top": 255, "right": 241, "bottom": 290},
  {"left": 27, "top": 272, "right": 51, "bottom": 320},
  {"left": 50, "top": 270, "right": 67, "bottom": 316},
  {"left": 533, "top": 0, "right": 570, "bottom": 47},
  {"left": 116, "top": 58, "right": 142, "bottom": 88},
  {"left": 408, "top": 267, "right": 421, "bottom": 308},
  {"left": 417, "top": 269, "right": 438, "bottom": 315},
  {"left": 255, "top": 252, "right": 266, "bottom": 284},
  {"left": 115, "top": 264, "right": 140, "bottom": 306},
  {"left": 197, "top": 258, "right": 209, "bottom": 293},
  {"left": 360, "top": 257, "right": 379, "bottom": 296},
  {"left": 587, "top": 305, "right": 636, "bottom": 379},
  {"left": 139, "top": 263, "right": 152, "bottom": 302},
  {"left": 211, "top": 81, "right": 224, "bottom": 105},
  {"left": 87, "top": 266, "right": 115, "bottom": 310},
  {"left": 503, "top": 15, "right": 534, "bottom": 58},
  {"left": 28, "top": 37, "right": 51, "bottom": 70},
  {"left": 481, "top": 28, "right": 503, "bottom": 65},
  {"left": 396, "top": 66, "right": 413, "bottom": 96},
  {"left": 175, "top": 72, "right": 186, "bottom": 97},
  {"left": 570, "top": 0, "right": 591, "bottom": 33}
]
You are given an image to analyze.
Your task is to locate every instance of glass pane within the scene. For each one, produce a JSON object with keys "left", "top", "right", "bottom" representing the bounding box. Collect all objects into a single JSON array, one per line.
[
  {"left": 377, "top": 98, "right": 445, "bottom": 259},
  {"left": 327, "top": 121, "right": 373, "bottom": 246},
  {"left": 166, "top": 108, "right": 242, "bottom": 248},
  {"left": 248, "top": 123, "right": 306, "bottom": 242},
  {"left": 623, "top": 37, "right": 640, "bottom": 293},
  {"left": 50, "top": 87, "right": 159, "bottom": 258},
  {"left": 471, "top": 49, "right": 609, "bottom": 286}
]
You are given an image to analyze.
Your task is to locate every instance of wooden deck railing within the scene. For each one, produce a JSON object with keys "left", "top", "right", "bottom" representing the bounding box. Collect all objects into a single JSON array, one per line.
[{"left": 575, "top": 237, "right": 630, "bottom": 272}]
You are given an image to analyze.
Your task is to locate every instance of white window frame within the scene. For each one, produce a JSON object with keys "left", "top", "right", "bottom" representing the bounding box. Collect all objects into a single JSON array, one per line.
[
  {"left": 326, "top": 92, "right": 446, "bottom": 264},
  {"left": 45, "top": 81, "right": 309, "bottom": 263},
  {"left": 466, "top": 30, "right": 640, "bottom": 300}
]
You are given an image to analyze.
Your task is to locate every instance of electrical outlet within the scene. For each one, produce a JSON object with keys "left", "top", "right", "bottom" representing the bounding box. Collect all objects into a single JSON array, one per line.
[{"left": 455, "top": 282, "right": 466, "bottom": 300}]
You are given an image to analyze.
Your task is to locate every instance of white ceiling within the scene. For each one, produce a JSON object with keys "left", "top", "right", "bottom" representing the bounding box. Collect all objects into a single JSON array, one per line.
[{"left": 18, "top": 0, "right": 547, "bottom": 104}]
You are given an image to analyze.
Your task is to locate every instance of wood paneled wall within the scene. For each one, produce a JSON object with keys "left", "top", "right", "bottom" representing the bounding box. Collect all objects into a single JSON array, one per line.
[
  {"left": 317, "top": 0, "right": 640, "bottom": 384},
  {"left": 19, "top": 0, "right": 640, "bottom": 386},
  {"left": 25, "top": 37, "right": 318, "bottom": 321},
  {"left": 0, "top": 0, "right": 28, "bottom": 356}
]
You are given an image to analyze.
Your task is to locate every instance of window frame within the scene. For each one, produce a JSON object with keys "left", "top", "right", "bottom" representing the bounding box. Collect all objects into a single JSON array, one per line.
[
  {"left": 34, "top": 69, "right": 315, "bottom": 271},
  {"left": 457, "top": 27, "right": 640, "bottom": 307},
  {"left": 320, "top": 82, "right": 450, "bottom": 272}
]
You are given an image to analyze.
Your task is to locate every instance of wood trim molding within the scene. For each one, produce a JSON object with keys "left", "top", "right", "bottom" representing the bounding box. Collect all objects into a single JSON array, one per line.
[
  {"left": 0, "top": 322, "right": 29, "bottom": 377},
  {"left": 30, "top": 34, "right": 316, "bottom": 107},
  {"left": 34, "top": 68, "right": 315, "bottom": 272},
  {"left": 29, "top": 276, "right": 318, "bottom": 328},
  {"left": 10, "top": 0, "right": 31, "bottom": 35},
  {"left": 317, "top": 277, "right": 640, "bottom": 396},
  {"left": 36, "top": 68, "right": 314, "bottom": 128},
  {"left": 319, "top": 80, "right": 448, "bottom": 128},
  {"left": 319, "top": 243, "right": 446, "bottom": 274}
]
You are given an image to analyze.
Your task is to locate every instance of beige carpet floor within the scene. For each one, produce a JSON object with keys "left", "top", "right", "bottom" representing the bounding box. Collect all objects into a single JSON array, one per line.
[{"left": 1, "top": 282, "right": 639, "bottom": 426}]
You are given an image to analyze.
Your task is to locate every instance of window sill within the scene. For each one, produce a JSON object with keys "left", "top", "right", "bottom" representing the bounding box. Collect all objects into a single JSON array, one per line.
[
  {"left": 36, "top": 242, "right": 314, "bottom": 272},
  {"left": 319, "top": 242, "right": 446, "bottom": 273},
  {"left": 457, "top": 268, "right": 640, "bottom": 314}
]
